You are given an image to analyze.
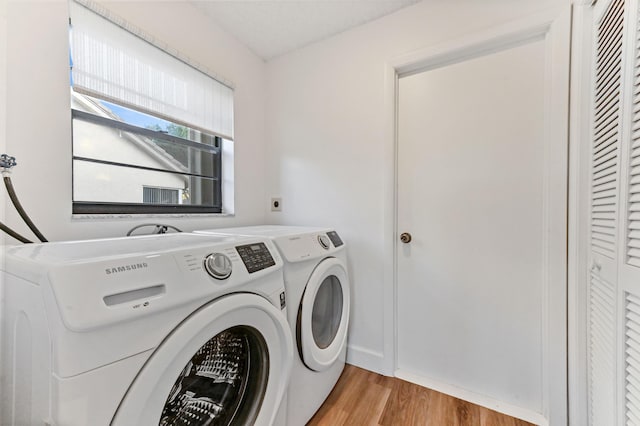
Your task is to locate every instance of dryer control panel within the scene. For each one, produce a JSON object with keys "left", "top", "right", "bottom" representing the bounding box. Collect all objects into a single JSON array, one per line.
[
  {"left": 236, "top": 242, "right": 276, "bottom": 273},
  {"left": 274, "top": 231, "right": 345, "bottom": 263},
  {"left": 327, "top": 231, "right": 344, "bottom": 247}
]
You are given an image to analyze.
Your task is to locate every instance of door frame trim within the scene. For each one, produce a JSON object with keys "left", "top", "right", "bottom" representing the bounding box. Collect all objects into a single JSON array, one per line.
[
  {"left": 381, "top": 7, "right": 574, "bottom": 426},
  {"left": 567, "top": 3, "right": 594, "bottom": 426}
]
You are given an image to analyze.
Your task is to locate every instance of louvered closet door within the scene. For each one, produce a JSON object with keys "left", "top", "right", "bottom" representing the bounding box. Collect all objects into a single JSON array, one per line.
[
  {"left": 591, "top": 0, "right": 624, "bottom": 267},
  {"left": 617, "top": 0, "right": 640, "bottom": 423},
  {"left": 588, "top": 0, "right": 625, "bottom": 425}
]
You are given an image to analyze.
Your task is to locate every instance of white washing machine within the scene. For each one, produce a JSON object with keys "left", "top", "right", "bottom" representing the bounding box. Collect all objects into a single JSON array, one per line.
[
  {"left": 195, "top": 226, "right": 350, "bottom": 426},
  {"left": 0, "top": 233, "right": 293, "bottom": 426}
]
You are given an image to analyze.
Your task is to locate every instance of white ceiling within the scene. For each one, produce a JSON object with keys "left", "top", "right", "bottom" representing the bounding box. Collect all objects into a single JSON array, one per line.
[{"left": 192, "top": 0, "right": 422, "bottom": 61}]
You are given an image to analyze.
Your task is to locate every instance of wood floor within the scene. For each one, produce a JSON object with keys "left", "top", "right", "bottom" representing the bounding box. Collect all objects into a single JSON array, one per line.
[{"left": 307, "top": 365, "right": 535, "bottom": 426}]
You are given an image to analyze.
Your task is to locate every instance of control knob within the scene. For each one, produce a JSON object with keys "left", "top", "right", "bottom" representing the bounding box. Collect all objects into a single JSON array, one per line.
[
  {"left": 204, "top": 253, "right": 232, "bottom": 280},
  {"left": 318, "top": 235, "right": 331, "bottom": 250}
]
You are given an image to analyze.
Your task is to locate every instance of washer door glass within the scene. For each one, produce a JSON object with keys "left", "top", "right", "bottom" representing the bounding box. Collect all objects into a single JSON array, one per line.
[
  {"left": 299, "top": 257, "right": 350, "bottom": 372},
  {"left": 160, "top": 326, "right": 268, "bottom": 426},
  {"left": 311, "top": 276, "right": 344, "bottom": 349}
]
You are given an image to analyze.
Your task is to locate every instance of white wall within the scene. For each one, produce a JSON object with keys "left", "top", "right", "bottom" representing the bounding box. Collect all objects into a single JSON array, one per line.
[
  {"left": 4, "top": 0, "right": 267, "bottom": 242},
  {"left": 0, "top": 0, "right": 7, "bottom": 416},
  {"left": 0, "top": 0, "right": 6, "bottom": 164},
  {"left": 1, "top": 0, "right": 7, "bottom": 222},
  {"left": 264, "top": 0, "right": 563, "bottom": 374}
]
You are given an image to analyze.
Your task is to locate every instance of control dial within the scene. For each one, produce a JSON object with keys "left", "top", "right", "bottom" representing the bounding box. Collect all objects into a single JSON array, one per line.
[
  {"left": 318, "top": 235, "right": 331, "bottom": 250},
  {"left": 204, "top": 253, "right": 232, "bottom": 280}
]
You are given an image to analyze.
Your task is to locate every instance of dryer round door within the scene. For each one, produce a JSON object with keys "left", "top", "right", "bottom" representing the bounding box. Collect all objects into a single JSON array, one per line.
[
  {"left": 298, "top": 257, "right": 350, "bottom": 372},
  {"left": 112, "top": 293, "right": 293, "bottom": 426}
]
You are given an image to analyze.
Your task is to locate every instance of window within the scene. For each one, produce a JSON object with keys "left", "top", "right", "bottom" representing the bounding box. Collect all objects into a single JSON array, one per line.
[{"left": 69, "top": 0, "right": 233, "bottom": 214}]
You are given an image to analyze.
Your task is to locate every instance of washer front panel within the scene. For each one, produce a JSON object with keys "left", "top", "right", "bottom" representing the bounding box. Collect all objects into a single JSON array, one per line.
[{"left": 111, "top": 293, "right": 292, "bottom": 426}]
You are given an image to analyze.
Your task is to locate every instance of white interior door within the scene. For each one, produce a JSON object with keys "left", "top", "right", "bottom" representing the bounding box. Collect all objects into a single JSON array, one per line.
[{"left": 396, "top": 23, "right": 568, "bottom": 424}]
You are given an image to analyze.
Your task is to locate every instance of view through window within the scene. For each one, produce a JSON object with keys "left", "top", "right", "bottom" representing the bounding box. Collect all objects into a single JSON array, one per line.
[{"left": 69, "top": 0, "right": 233, "bottom": 214}]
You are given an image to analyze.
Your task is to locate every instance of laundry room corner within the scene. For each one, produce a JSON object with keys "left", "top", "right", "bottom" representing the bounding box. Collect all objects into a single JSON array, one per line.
[{"left": 0, "top": 0, "right": 602, "bottom": 424}]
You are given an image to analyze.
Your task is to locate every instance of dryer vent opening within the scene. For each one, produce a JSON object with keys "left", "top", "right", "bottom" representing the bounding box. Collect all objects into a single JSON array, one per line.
[{"left": 159, "top": 326, "right": 269, "bottom": 426}]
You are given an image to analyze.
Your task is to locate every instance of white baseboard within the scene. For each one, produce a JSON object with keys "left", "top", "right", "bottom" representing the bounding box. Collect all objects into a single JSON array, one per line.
[
  {"left": 395, "top": 369, "right": 548, "bottom": 426},
  {"left": 346, "top": 344, "right": 388, "bottom": 376}
]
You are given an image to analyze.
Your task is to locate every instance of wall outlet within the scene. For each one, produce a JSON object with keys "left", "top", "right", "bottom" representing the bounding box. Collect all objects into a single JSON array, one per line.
[{"left": 271, "top": 197, "right": 282, "bottom": 212}]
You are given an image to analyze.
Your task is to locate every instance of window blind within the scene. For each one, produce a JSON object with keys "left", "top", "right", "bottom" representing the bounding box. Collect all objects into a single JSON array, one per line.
[{"left": 69, "top": 0, "right": 234, "bottom": 140}]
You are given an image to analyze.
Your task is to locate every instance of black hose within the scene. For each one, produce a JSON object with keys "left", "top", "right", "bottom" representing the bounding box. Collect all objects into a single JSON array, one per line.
[
  {"left": 0, "top": 220, "right": 32, "bottom": 243},
  {"left": 3, "top": 175, "right": 47, "bottom": 242},
  {"left": 126, "top": 223, "right": 183, "bottom": 236}
]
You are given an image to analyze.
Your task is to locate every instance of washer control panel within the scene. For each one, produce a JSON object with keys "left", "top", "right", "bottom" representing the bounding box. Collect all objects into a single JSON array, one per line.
[{"left": 236, "top": 242, "right": 276, "bottom": 273}]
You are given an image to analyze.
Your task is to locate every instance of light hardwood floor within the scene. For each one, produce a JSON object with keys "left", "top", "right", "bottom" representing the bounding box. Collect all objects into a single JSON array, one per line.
[{"left": 307, "top": 365, "right": 535, "bottom": 426}]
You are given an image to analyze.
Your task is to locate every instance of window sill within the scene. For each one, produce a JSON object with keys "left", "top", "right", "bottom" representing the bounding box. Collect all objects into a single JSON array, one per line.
[{"left": 72, "top": 212, "right": 235, "bottom": 220}]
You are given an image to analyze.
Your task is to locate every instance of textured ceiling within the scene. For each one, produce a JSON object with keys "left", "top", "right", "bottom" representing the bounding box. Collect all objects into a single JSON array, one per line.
[{"left": 192, "top": 0, "right": 421, "bottom": 60}]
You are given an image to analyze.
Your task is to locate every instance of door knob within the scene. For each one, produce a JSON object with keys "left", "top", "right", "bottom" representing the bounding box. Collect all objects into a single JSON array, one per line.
[{"left": 400, "top": 232, "right": 412, "bottom": 243}]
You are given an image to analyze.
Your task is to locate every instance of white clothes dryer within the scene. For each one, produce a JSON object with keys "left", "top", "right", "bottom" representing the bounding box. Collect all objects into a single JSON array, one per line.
[
  {"left": 195, "top": 226, "right": 350, "bottom": 426},
  {"left": 0, "top": 233, "right": 293, "bottom": 426}
]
